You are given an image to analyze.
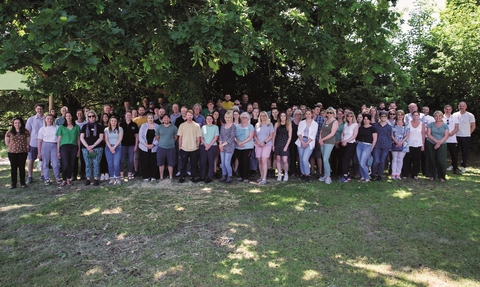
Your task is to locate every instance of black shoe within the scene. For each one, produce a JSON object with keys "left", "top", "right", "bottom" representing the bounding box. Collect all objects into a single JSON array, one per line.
[
  {"left": 305, "top": 175, "right": 311, "bottom": 182},
  {"left": 377, "top": 176, "right": 383, "bottom": 182},
  {"left": 219, "top": 176, "right": 226, "bottom": 183},
  {"left": 225, "top": 176, "right": 233, "bottom": 184},
  {"left": 197, "top": 177, "right": 205, "bottom": 182},
  {"left": 85, "top": 179, "right": 91, "bottom": 186},
  {"left": 26, "top": 177, "right": 33, "bottom": 184},
  {"left": 179, "top": 177, "right": 185, "bottom": 183},
  {"left": 191, "top": 177, "right": 198, "bottom": 183},
  {"left": 93, "top": 180, "right": 99, "bottom": 186},
  {"left": 9, "top": 185, "right": 16, "bottom": 189},
  {"left": 205, "top": 177, "right": 212, "bottom": 183},
  {"left": 453, "top": 169, "right": 463, "bottom": 175}
]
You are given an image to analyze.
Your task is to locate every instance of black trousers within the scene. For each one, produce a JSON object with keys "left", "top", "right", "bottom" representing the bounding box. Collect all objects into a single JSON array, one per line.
[
  {"left": 60, "top": 144, "right": 77, "bottom": 180},
  {"left": 140, "top": 149, "right": 158, "bottom": 179},
  {"left": 8, "top": 152, "right": 28, "bottom": 186},
  {"left": 457, "top": 137, "right": 471, "bottom": 168},
  {"left": 180, "top": 149, "right": 199, "bottom": 178},
  {"left": 236, "top": 148, "right": 253, "bottom": 180}
]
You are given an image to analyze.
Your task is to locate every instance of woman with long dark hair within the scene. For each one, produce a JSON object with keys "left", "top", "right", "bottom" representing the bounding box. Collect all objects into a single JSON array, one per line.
[
  {"left": 56, "top": 111, "right": 80, "bottom": 186},
  {"left": 5, "top": 117, "right": 30, "bottom": 188},
  {"left": 80, "top": 110, "right": 105, "bottom": 186}
]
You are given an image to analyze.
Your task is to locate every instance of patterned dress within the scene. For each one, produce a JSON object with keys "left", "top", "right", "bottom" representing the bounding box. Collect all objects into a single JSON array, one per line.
[{"left": 274, "top": 124, "right": 290, "bottom": 156}]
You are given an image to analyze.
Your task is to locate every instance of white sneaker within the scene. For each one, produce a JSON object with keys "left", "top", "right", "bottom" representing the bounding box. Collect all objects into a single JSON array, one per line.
[
  {"left": 325, "top": 177, "right": 332, "bottom": 184},
  {"left": 446, "top": 165, "right": 453, "bottom": 171},
  {"left": 283, "top": 174, "right": 289, "bottom": 182},
  {"left": 277, "top": 175, "right": 282, "bottom": 181},
  {"left": 461, "top": 167, "right": 466, "bottom": 173},
  {"left": 105, "top": 174, "right": 110, "bottom": 180},
  {"left": 100, "top": 174, "right": 105, "bottom": 181},
  {"left": 187, "top": 171, "right": 191, "bottom": 176},
  {"left": 319, "top": 176, "right": 327, "bottom": 182},
  {"left": 175, "top": 171, "right": 181, "bottom": 176},
  {"left": 109, "top": 178, "right": 115, "bottom": 185}
]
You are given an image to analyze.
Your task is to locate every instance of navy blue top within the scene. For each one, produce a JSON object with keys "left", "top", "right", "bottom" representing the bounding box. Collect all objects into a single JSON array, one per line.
[{"left": 374, "top": 122, "right": 393, "bottom": 149}]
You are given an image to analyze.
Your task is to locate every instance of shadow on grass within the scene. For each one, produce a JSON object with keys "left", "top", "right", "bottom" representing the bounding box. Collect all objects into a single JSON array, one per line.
[{"left": 0, "top": 165, "right": 479, "bottom": 286}]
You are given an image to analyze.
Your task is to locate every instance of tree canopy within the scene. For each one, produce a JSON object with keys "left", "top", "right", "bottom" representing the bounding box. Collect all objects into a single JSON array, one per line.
[{"left": 1, "top": 0, "right": 402, "bottom": 109}]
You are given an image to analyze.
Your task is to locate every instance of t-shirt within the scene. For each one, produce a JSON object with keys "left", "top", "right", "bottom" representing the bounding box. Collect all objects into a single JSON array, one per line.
[
  {"left": 120, "top": 121, "right": 139, "bottom": 146},
  {"left": 235, "top": 124, "right": 254, "bottom": 150},
  {"left": 427, "top": 122, "right": 448, "bottom": 144},
  {"left": 443, "top": 115, "right": 458, "bottom": 143},
  {"left": 104, "top": 127, "right": 123, "bottom": 146},
  {"left": 201, "top": 124, "right": 219, "bottom": 146},
  {"left": 81, "top": 122, "right": 104, "bottom": 147},
  {"left": 453, "top": 111, "right": 475, "bottom": 137},
  {"left": 177, "top": 121, "right": 202, "bottom": 152},
  {"left": 56, "top": 125, "right": 80, "bottom": 146},
  {"left": 133, "top": 116, "right": 147, "bottom": 127},
  {"left": 155, "top": 124, "right": 178, "bottom": 149},
  {"left": 38, "top": 125, "right": 58, "bottom": 143},
  {"left": 356, "top": 125, "right": 377, "bottom": 144},
  {"left": 255, "top": 123, "right": 274, "bottom": 145}
]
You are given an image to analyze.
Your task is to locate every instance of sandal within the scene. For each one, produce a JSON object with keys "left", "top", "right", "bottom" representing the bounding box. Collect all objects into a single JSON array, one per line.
[
  {"left": 60, "top": 181, "right": 67, "bottom": 187},
  {"left": 119, "top": 177, "right": 124, "bottom": 182}
]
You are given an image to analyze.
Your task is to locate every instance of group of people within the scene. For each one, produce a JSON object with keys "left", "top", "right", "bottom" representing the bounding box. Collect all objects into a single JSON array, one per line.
[{"left": 4, "top": 95, "right": 476, "bottom": 189}]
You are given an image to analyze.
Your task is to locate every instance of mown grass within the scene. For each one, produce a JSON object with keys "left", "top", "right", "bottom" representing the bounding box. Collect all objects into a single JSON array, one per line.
[{"left": 0, "top": 162, "right": 479, "bottom": 286}]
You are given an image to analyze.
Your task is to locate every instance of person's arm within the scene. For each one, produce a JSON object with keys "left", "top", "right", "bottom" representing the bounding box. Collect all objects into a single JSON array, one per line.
[
  {"left": 450, "top": 123, "right": 459, "bottom": 137},
  {"left": 421, "top": 123, "right": 425, "bottom": 151},
  {"left": 114, "top": 130, "right": 123, "bottom": 149},
  {"left": 37, "top": 137, "right": 43, "bottom": 160},
  {"left": 178, "top": 135, "right": 183, "bottom": 151},
  {"left": 323, "top": 121, "right": 338, "bottom": 142},
  {"left": 4, "top": 133, "right": 10, "bottom": 148},
  {"left": 471, "top": 120, "right": 476, "bottom": 134},
  {"left": 57, "top": 135, "right": 62, "bottom": 158},
  {"left": 284, "top": 125, "right": 292, "bottom": 151},
  {"left": 371, "top": 133, "right": 378, "bottom": 151}
]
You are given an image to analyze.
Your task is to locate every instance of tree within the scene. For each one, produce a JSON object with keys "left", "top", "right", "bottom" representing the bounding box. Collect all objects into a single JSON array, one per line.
[{"left": 1, "top": 0, "right": 402, "bottom": 110}]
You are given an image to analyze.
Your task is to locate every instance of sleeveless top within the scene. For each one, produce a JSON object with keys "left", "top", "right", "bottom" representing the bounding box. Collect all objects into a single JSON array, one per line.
[
  {"left": 343, "top": 123, "right": 358, "bottom": 143},
  {"left": 321, "top": 119, "right": 337, "bottom": 144},
  {"left": 408, "top": 121, "right": 423, "bottom": 147}
]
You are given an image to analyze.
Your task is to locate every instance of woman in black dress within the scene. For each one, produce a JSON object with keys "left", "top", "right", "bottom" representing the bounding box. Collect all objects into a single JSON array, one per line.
[{"left": 273, "top": 112, "right": 292, "bottom": 181}]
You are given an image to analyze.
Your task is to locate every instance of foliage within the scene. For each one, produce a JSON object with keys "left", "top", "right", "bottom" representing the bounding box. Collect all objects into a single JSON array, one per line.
[{"left": 1, "top": 0, "right": 403, "bottom": 110}]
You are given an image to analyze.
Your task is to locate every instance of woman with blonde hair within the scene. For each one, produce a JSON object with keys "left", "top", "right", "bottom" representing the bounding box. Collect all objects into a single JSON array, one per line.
[
  {"left": 318, "top": 107, "right": 338, "bottom": 184},
  {"left": 254, "top": 111, "right": 274, "bottom": 184},
  {"left": 272, "top": 112, "right": 292, "bottom": 181},
  {"left": 295, "top": 109, "right": 318, "bottom": 182},
  {"left": 38, "top": 114, "right": 61, "bottom": 185},
  {"left": 391, "top": 110, "right": 410, "bottom": 180}
]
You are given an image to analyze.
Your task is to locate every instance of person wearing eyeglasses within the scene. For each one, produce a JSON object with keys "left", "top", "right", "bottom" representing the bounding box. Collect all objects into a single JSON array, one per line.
[
  {"left": 80, "top": 111, "right": 105, "bottom": 186},
  {"left": 318, "top": 107, "right": 339, "bottom": 185},
  {"left": 356, "top": 114, "right": 377, "bottom": 183},
  {"left": 338, "top": 111, "right": 359, "bottom": 182},
  {"left": 443, "top": 105, "right": 460, "bottom": 174}
]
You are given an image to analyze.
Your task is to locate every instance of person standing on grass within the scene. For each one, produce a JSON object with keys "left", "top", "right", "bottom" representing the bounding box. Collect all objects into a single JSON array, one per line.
[
  {"left": 119, "top": 111, "right": 139, "bottom": 182},
  {"left": 402, "top": 111, "right": 425, "bottom": 180},
  {"left": 139, "top": 113, "right": 159, "bottom": 182},
  {"left": 155, "top": 114, "right": 177, "bottom": 180},
  {"left": 391, "top": 110, "right": 410, "bottom": 180},
  {"left": 254, "top": 111, "right": 275, "bottom": 184},
  {"left": 74, "top": 109, "right": 87, "bottom": 180},
  {"left": 177, "top": 110, "right": 202, "bottom": 183},
  {"left": 219, "top": 111, "right": 236, "bottom": 183},
  {"left": 80, "top": 110, "right": 105, "bottom": 186},
  {"left": 338, "top": 111, "right": 359, "bottom": 182},
  {"left": 38, "top": 114, "right": 61, "bottom": 186},
  {"left": 318, "top": 107, "right": 339, "bottom": 185},
  {"left": 104, "top": 116, "right": 123, "bottom": 185},
  {"left": 198, "top": 114, "right": 219, "bottom": 183},
  {"left": 425, "top": 111, "right": 450, "bottom": 182},
  {"left": 5, "top": 117, "right": 30, "bottom": 189},
  {"left": 371, "top": 111, "right": 392, "bottom": 181},
  {"left": 273, "top": 112, "right": 292, "bottom": 182},
  {"left": 56, "top": 112, "right": 80, "bottom": 187},
  {"left": 289, "top": 109, "right": 302, "bottom": 177},
  {"left": 25, "top": 103, "right": 45, "bottom": 184},
  {"left": 235, "top": 112, "right": 255, "bottom": 183},
  {"left": 356, "top": 114, "right": 377, "bottom": 183},
  {"left": 453, "top": 102, "right": 476, "bottom": 173},
  {"left": 443, "top": 105, "right": 460, "bottom": 174},
  {"left": 296, "top": 109, "right": 318, "bottom": 182}
]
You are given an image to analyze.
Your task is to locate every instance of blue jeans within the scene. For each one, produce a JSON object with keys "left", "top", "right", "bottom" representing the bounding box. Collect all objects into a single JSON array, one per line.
[
  {"left": 320, "top": 143, "right": 334, "bottom": 177},
  {"left": 297, "top": 146, "right": 314, "bottom": 175},
  {"left": 105, "top": 145, "right": 122, "bottom": 178},
  {"left": 120, "top": 145, "right": 135, "bottom": 173},
  {"left": 220, "top": 152, "right": 233, "bottom": 176},
  {"left": 356, "top": 142, "right": 372, "bottom": 180},
  {"left": 372, "top": 147, "right": 389, "bottom": 177}
]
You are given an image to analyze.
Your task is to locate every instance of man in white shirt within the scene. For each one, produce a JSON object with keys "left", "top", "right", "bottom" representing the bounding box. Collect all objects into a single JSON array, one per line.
[
  {"left": 25, "top": 103, "right": 45, "bottom": 183},
  {"left": 453, "top": 102, "right": 476, "bottom": 173},
  {"left": 443, "top": 105, "right": 460, "bottom": 174}
]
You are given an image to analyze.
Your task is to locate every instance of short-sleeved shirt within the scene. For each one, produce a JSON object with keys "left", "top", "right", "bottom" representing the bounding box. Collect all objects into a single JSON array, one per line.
[
  {"left": 235, "top": 124, "right": 254, "bottom": 150},
  {"left": 133, "top": 116, "right": 147, "bottom": 127},
  {"left": 443, "top": 115, "right": 458, "bottom": 143},
  {"left": 356, "top": 125, "right": 377, "bottom": 144},
  {"left": 374, "top": 122, "right": 393, "bottom": 150},
  {"left": 255, "top": 123, "right": 274, "bottom": 145},
  {"left": 427, "top": 122, "right": 449, "bottom": 144},
  {"left": 453, "top": 111, "right": 475, "bottom": 137},
  {"left": 6, "top": 130, "right": 30, "bottom": 153},
  {"left": 56, "top": 125, "right": 80, "bottom": 146},
  {"left": 25, "top": 114, "right": 45, "bottom": 146},
  {"left": 38, "top": 125, "right": 59, "bottom": 143},
  {"left": 81, "top": 122, "right": 105, "bottom": 147},
  {"left": 193, "top": 114, "right": 206, "bottom": 127},
  {"left": 120, "top": 121, "right": 139, "bottom": 146},
  {"left": 104, "top": 127, "right": 123, "bottom": 146},
  {"left": 201, "top": 124, "right": 219, "bottom": 146},
  {"left": 177, "top": 121, "right": 202, "bottom": 152},
  {"left": 156, "top": 124, "right": 178, "bottom": 149}
]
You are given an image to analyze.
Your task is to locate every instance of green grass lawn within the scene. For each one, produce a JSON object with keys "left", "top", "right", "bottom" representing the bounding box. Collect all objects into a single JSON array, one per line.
[{"left": 1, "top": 163, "right": 479, "bottom": 286}]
